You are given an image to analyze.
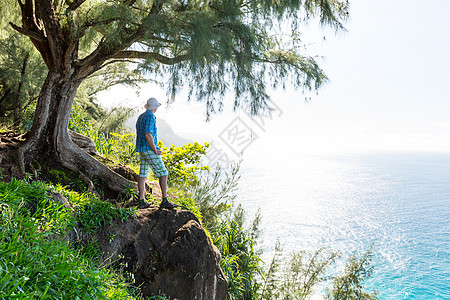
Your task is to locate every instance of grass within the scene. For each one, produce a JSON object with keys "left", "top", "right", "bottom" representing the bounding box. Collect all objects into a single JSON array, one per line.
[
  {"left": 0, "top": 179, "right": 138, "bottom": 299},
  {"left": 0, "top": 206, "right": 134, "bottom": 299},
  {"left": 77, "top": 199, "right": 135, "bottom": 233}
]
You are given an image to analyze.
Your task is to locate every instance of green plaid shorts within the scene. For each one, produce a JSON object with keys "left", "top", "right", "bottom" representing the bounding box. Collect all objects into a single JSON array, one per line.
[{"left": 139, "top": 151, "right": 168, "bottom": 178}]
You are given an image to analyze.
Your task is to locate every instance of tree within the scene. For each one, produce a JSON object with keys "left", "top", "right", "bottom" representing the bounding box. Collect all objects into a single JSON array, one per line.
[
  {"left": 326, "top": 247, "right": 379, "bottom": 300},
  {"left": 2, "top": 0, "right": 349, "bottom": 195},
  {"left": 0, "top": 5, "right": 145, "bottom": 130},
  {"left": 0, "top": 31, "right": 47, "bottom": 128}
]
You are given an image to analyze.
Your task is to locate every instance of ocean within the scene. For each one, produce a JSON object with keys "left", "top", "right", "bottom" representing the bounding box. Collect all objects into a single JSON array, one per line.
[{"left": 236, "top": 152, "right": 450, "bottom": 299}]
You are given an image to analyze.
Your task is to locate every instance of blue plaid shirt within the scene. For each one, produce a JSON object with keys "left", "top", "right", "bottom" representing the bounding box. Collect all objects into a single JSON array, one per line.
[{"left": 135, "top": 110, "right": 160, "bottom": 153}]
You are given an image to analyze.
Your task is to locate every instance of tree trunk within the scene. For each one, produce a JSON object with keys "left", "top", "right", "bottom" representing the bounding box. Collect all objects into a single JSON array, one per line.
[
  {"left": 14, "top": 53, "right": 29, "bottom": 128},
  {"left": 19, "top": 70, "right": 137, "bottom": 195}
]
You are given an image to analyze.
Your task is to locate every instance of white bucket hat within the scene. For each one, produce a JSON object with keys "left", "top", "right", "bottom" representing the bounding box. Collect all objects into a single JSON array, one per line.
[{"left": 144, "top": 97, "right": 161, "bottom": 110}]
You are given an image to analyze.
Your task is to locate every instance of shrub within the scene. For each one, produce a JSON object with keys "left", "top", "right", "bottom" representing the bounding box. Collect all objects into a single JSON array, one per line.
[
  {"left": 189, "top": 163, "right": 240, "bottom": 234},
  {"left": 326, "top": 246, "right": 379, "bottom": 300},
  {"left": 160, "top": 141, "right": 209, "bottom": 186},
  {"left": 213, "top": 205, "right": 263, "bottom": 300},
  {"left": 260, "top": 245, "right": 339, "bottom": 300}
]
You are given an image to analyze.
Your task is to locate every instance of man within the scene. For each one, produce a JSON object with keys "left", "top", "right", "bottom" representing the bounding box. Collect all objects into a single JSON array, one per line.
[{"left": 135, "top": 97, "right": 179, "bottom": 209}]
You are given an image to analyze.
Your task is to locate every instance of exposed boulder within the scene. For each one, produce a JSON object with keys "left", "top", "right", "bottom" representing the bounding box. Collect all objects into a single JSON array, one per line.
[{"left": 97, "top": 207, "right": 228, "bottom": 300}]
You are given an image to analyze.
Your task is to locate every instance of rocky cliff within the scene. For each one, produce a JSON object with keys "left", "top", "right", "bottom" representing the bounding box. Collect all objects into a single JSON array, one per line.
[{"left": 96, "top": 206, "right": 228, "bottom": 300}]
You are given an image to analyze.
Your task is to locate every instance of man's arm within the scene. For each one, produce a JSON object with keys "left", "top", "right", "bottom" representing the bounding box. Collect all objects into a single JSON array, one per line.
[{"left": 145, "top": 132, "right": 162, "bottom": 155}]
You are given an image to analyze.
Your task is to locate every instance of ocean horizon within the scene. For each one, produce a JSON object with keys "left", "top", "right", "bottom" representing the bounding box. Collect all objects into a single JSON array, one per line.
[{"left": 236, "top": 151, "right": 450, "bottom": 299}]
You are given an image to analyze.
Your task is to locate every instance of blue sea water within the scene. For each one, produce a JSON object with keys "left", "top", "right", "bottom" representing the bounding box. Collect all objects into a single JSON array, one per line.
[{"left": 237, "top": 152, "right": 450, "bottom": 299}]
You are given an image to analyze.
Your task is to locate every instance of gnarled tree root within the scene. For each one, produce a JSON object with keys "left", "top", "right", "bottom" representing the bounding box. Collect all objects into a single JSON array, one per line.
[
  {"left": 1, "top": 130, "right": 139, "bottom": 199},
  {"left": 58, "top": 138, "right": 138, "bottom": 196}
]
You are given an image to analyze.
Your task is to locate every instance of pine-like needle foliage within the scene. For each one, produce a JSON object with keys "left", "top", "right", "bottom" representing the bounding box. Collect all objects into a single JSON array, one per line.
[
  {"left": 8, "top": 0, "right": 349, "bottom": 118},
  {"left": 326, "top": 245, "right": 379, "bottom": 300}
]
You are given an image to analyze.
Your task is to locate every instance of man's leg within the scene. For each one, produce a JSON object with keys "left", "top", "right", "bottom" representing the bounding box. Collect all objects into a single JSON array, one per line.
[
  {"left": 138, "top": 176, "right": 147, "bottom": 200},
  {"left": 138, "top": 152, "right": 151, "bottom": 209},
  {"left": 159, "top": 175, "right": 168, "bottom": 199},
  {"left": 137, "top": 176, "right": 151, "bottom": 208},
  {"left": 146, "top": 152, "right": 178, "bottom": 209},
  {"left": 158, "top": 175, "right": 179, "bottom": 209}
]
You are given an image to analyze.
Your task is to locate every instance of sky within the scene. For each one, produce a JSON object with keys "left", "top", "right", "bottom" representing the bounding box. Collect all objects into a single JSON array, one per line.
[{"left": 98, "top": 0, "right": 450, "bottom": 157}]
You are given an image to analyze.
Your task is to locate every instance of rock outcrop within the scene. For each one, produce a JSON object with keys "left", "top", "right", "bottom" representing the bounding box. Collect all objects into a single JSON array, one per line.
[{"left": 97, "top": 207, "right": 228, "bottom": 300}]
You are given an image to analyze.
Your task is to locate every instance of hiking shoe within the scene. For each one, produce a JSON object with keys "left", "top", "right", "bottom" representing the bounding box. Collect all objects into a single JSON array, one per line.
[
  {"left": 138, "top": 200, "right": 151, "bottom": 209},
  {"left": 159, "top": 200, "right": 179, "bottom": 209}
]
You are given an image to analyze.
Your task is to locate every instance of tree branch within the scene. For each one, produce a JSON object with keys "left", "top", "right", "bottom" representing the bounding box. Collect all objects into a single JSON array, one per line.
[
  {"left": 0, "top": 88, "right": 12, "bottom": 105},
  {"left": 140, "top": 36, "right": 176, "bottom": 46},
  {"left": 14, "top": 0, "right": 53, "bottom": 68},
  {"left": 9, "top": 22, "right": 46, "bottom": 42},
  {"left": 67, "top": 0, "right": 87, "bottom": 11},
  {"left": 74, "top": 4, "right": 172, "bottom": 78},
  {"left": 35, "top": 0, "right": 65, "bottom": 69},
  {"left": 83, "top": 17, "right": 122, "bottom": 28},
  {"left": 74, "top": 31, "right": 142, "bottom": 77},
  {"left": 113, "top": 51, "right": 189, "bottom": 65},
  {"left": 98, "top": 59, "right": 140, "bottom": 70}
]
